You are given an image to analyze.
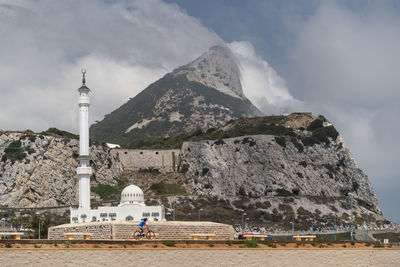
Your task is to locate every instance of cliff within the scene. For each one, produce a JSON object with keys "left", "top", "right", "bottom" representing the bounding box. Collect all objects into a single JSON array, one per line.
[{"left": 0, "top": 114, "right": 391, "bottom": 230}]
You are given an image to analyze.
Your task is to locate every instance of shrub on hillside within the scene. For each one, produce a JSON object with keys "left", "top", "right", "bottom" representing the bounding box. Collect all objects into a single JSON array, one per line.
[{"left": 149, "top": 183, "right": 186, "bottom": 196}]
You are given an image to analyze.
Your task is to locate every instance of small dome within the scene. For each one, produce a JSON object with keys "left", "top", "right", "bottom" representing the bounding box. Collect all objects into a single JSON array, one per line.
[{"left": 120, "top": 184, "right": 145, "bottom": 206}]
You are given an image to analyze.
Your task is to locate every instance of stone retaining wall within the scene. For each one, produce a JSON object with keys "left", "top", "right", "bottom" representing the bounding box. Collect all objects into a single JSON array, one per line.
[
  {"left": 48, "top": 221, "right": 234, "bottom": 240},
  {"left": 112, "top": 149, "right": 180, "bottom": 173}
]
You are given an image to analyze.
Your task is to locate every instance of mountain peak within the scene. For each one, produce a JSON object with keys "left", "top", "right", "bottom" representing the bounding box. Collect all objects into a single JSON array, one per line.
[
  {"left": 90, "top": 45, "right": 262, "bottom": 145},
  {"left": 173, "top": 45, "right": 245, "bottom": 99}
]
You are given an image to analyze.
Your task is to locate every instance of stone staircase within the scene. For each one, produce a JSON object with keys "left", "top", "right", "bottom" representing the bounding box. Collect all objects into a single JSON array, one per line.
[{"left": 48, "top": 221, "right": 234, "bottom": 240}]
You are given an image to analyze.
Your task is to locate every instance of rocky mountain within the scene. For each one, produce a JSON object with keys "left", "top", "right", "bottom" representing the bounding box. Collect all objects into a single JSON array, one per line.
[
  {"left": 90, "top": 45, "right": 262, "bottom": 146},
  {"left": 0, "top": 114, "right": 393, "bottom": 231}
]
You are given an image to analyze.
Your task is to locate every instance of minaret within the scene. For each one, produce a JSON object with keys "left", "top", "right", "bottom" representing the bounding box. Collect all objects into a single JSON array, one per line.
[{"left": 77, "top": 69, "right": 92, "bottom": 209}]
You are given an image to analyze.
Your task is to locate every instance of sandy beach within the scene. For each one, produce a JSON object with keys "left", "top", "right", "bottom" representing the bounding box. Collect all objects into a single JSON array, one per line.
[{"left": 0, "top": 249, "right": 399, "bottom": 267}]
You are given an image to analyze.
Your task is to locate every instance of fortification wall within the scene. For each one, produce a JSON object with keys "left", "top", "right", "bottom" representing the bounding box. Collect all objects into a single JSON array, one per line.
[
  {"left": 48, "top": 221, "right": 234, "bottom": 240},
  {"left": 111, "top": 149, "right": 180, "bottom": 173}
]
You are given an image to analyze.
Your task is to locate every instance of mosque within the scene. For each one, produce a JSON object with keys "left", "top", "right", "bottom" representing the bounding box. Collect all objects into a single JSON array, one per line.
[
  {"left": 48, "top": 70, "right": 233, "bottom": 240},
  {"left": 69, "top": 70, "right": 165, "bottom": 223}
]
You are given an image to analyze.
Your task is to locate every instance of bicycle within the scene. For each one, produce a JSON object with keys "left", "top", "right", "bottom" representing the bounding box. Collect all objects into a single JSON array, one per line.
[{"left": 133, "top": 226, "right": 156, "bottom": 240}]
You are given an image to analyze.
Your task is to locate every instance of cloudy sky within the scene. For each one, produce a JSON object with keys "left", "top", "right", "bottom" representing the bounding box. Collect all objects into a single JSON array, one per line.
[{"left": 0, "top": 0, "right": 399, "bottom": 223}]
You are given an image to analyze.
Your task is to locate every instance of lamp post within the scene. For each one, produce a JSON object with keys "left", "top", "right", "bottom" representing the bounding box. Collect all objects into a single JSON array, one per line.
[
  {"left": 198, "top": 208, "right": 203, "bottom": 221},
  {"left": 365, "top": 209, "right": 369, "bottom": 241},
  {"left": 292, "top": 218, "right": 295, "bottom": 239},
  {"left": 348, "top": 192, "right": 354, "bottom": 241},
  {"left": 334, "top": 215, "right": 337, "bottom": 241},
  {"left": 311, "top": 220, "right": 314, "bottom": 235},
  {"left": 1, "top": 218, "right": 5, "bottom": 231},
  {"left": 35, "top": 211, "right": 41, "bottom": 240},
  {"left": 173, "top": 197, "right": 179, "bottom": 221},
  {"left": 241, "top": 213, "right": 247, "bottom": 234}
]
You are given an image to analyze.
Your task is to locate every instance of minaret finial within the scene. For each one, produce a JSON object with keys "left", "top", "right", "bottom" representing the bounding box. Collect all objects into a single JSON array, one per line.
[{"left": 81, "top": 69, "right": 87, "bottom": 85}]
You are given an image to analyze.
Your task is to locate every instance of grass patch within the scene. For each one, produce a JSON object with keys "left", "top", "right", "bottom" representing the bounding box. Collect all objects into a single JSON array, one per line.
[
  {"left": 244, "top": 240, "right": 258, "bottom": 248},
  {"left": 276, "top": 188, "right": 293, "bottom": 197},
  {"left": 150, "top": 183, "right": 186, "bottom": 196},
  {"left": 91, "top": 184, "right": 119, "bottom": 201},
  {"left": 264, "top": 241, "right": 277, "bottom": 248},
  {"left": 41, "top": 127, "right": 78, "bottom": 139},
  {"left": 138, "top": 167, "right": 160, "bottom": 174},
  {"left": 374, "top": 242, "right": 385, "bottom": 248},
  {"left": 162, "top": 241, "right": 175, "bottom": 247}
]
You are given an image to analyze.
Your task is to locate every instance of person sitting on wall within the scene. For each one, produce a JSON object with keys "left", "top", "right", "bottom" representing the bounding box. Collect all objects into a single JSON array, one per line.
[{"left": 138, "top": 218, "right": 148, "bottom": 236}]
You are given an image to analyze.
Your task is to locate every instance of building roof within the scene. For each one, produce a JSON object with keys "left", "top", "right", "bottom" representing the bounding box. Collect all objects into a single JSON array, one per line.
[{"left": 120, "top": 184, "right": 145, "bottom": 206}]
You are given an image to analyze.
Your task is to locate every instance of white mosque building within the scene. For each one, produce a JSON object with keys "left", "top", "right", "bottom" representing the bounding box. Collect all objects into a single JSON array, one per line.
[{"left": 70, "top": 70, "right": 165, "bottom": 223}]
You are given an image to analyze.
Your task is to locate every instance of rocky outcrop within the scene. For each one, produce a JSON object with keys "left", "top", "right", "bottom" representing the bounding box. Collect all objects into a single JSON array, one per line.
[
  {"left": 0, "top": 113, "right": 392, "bottom": 230},
  {"left": 173, "top": 45, "right": 244, "bottom": 99},
  {"left": 0, "top": 132, "right": 121, "bottom": 207},
  {"left": 179, "top": 135, "right": 377, "bottom": 208},
  {"left": 90, "top": 45, "right": 262, "bottom": 146}
]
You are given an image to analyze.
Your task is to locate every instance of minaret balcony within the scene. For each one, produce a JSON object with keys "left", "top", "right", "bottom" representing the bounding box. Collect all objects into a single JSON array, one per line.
[
  {"left": 78, "top": 96, "right": 90, "bottom": 105},
  {"left": 77, "top": 155, "right": 91, "bottom": 160},
  {"left": 77, "top": 166, "right": 93, "bottom": 175}
]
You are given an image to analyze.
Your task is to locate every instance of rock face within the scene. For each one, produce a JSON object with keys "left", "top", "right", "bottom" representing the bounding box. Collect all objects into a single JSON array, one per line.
[
  {"left": 0, "top": 114, "right": 391, "bottom": 230},
  {"left": 0, "top": 132, "right": 121, "bottom": 207},
  {"left": 90, "top": 45, "right": 262, "bottom": 146},
  {"left": 179, "top": 135, "right": 377, "bottom": 208},
  {"left": 173, "top": 45, "right": 245, "bottom": 99}
]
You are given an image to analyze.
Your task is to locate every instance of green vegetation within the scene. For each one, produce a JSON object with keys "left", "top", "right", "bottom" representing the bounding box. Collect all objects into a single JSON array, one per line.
[
  {"left": 306, "top": 116, "right": 326, "bottom": 131},
  {"left": 373, "top": 232, "right": 400, "bottom": 243},
  {"left": 290, "top": 138, "right": 304, "bottom": 152},
  {"left": 276, "top": 188, "right": 293, "bottom": 197},
  {"left": 264, "top": 241, "right": 277, "bottom": 247},
  {"left": 91, "top": 184, "right": 119, "bottom": 200},
  {"left": 138, "top": 167, "right": 160, "bottom": 174},
  {"left": 244, "top": 239, "right": 258, "bottom": 248},
  {"left": 274, "top": 136, "right": 286, "bottom": 148},
  {"left": 41, "top": 128, "right": 78, "bottom": 139},
  {"left": 373, "top": 242, "right": 385, "bottom": 248},
  {"left": 299, "top": 161, "right": 307, "bottom": 167},
  {"left": 149, "top": 182, "right": 186, "bottom": 196},
  {"left": 90, "top": 74, "right": 262, "bottom": 146},
  {"left": 162, "top": 241, "right": 175, "bottom": 247},
  {"left": 123, "top": 115, "right": 295, "bottom": 149},
  {"left": 1, "top": 140, "right": 28, "bottom": 163},
  {"left": 301, "top": 116, "right": 339, "bottom": 147}
]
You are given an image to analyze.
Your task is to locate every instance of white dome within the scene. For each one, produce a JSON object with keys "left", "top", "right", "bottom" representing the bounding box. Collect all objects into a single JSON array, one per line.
[{"left": 120, "top": 184, "right": 145, "bottom": 206}]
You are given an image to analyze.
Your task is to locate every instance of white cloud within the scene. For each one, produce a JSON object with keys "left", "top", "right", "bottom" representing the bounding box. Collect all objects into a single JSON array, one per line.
[
  {"left": 0, "top": 0, "right": 297, "bottom": 134},
  {"left": 0, "top": 0, "right": 223, "bottom": 132},
  {"left": 229, "top": 41, "right": 303, "bottom": 114},
  {"left": 286, "top": 1, "right": 400, "bottom": 201}
]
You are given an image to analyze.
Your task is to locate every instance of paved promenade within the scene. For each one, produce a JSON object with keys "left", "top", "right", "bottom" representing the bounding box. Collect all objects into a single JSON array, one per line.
[{"left": 0, "top": 249, "right": 399, "bottom": 266}]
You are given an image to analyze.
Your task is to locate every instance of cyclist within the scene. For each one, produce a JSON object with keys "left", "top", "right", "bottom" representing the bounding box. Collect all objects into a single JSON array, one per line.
[{"left": 138, "top": 218, "right": 148, "bottom": 236}]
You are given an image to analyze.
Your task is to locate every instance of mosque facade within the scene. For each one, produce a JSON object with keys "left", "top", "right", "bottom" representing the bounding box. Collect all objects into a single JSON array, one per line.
[{"left": 70, "top": 70, "right": 165, "bottom": 223}]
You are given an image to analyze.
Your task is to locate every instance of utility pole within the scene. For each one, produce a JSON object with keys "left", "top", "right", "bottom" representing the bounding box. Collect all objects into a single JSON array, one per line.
[
  {"left": 173, "top": 202, "right": 176, "bottom": 221},
  {"left": 334, "top": 216, "right": 337, "bottom": 241},
  {"left": 366, "top": 209, "right": 369, "bottom": 241},
  {"left": 311, "top": 220, "right": 314, "bottom": 235},
  {"left": 35, "top": 211, "right": 41, "bottom": 239},
  {"left": 198, "top": 208, "right": 203, "bottom": 221},
  {"left": 241, "top": 213, "right": 247, "bottom": 234},
  {"left": 172, "top": 197, "right": 179, "bottom": 221},
  {"left": 292, "top": 219, "right": 295, "bottom": 239},
  {"left": 349, "top": 192, "right": 354, "bottom": 241}
]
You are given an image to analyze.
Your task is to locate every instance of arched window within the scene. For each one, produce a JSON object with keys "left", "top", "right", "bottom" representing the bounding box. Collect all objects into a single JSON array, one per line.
[{"left": 126, "top": 216, "right": 133, "bottom": 221}]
